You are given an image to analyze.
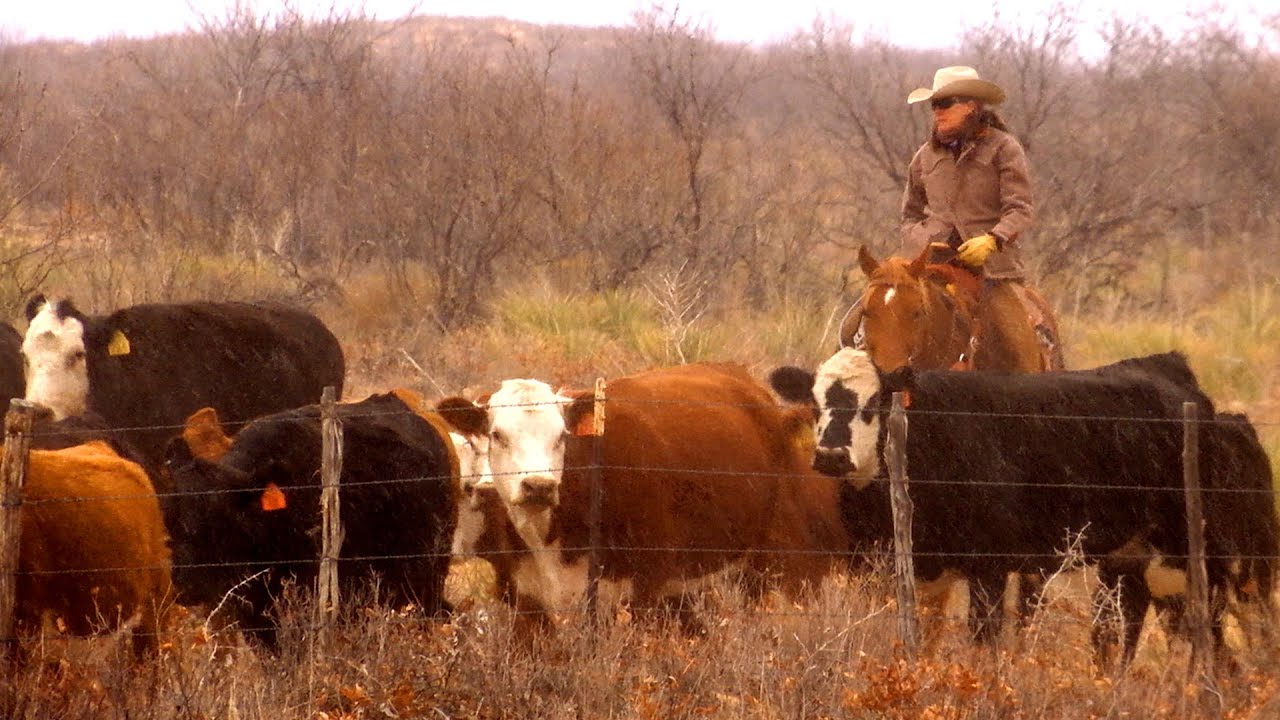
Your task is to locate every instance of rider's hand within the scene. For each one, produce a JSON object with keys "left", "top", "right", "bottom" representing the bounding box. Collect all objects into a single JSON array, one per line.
[{"left": 956, "top": 233, "right": 1000, "bottom": 268}]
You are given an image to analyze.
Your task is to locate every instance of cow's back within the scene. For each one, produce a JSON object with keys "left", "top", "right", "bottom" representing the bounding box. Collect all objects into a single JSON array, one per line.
[
  {"left": 19, "top": 442, "right": 173, "bottom": 648},
  {"left": 87, "top": 301, "right": 345, "bottom": 470}
]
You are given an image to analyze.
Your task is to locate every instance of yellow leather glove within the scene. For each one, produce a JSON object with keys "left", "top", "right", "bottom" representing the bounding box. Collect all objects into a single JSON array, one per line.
[{"left": 956, "top": 233, "right": 999, "bottom": 268}]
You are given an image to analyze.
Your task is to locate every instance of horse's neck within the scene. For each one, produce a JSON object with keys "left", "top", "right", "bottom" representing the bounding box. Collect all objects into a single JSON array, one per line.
[
  {"left": 924, "top": 265, "right": 982, "bottom": 314},
  {"left": 919, "top": 279, "right": 976, "bottom": 369}
]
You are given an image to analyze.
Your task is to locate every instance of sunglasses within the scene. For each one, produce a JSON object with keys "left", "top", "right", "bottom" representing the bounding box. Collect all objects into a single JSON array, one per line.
[{"left": 930, "top": 96, "right": 969, "bottom": 110}]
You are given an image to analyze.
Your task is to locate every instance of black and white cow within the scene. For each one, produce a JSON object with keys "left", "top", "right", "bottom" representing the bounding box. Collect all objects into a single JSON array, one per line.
[
  {"left": 769, "top": 348, "right": 1220, "bottom": 653},
  {"left": 159, "top": 391, "right": 459, "bottom": 646},
  {"left": 21, "top": 295, "right": 345, "bottom": 479}
]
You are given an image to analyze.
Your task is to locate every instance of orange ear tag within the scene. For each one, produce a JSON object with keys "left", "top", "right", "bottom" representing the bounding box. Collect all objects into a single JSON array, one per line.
[
  {"left": 900, "top": 391, "right": 912, "bottom": 409},
  {"left": 260, "top": 482, "right": 288, "bottom": 512}
]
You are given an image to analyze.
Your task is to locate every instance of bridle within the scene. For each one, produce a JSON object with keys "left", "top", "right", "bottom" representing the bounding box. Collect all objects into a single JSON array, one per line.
[{"left": 846, "top": 276, "right": 976, "bottom": 370}]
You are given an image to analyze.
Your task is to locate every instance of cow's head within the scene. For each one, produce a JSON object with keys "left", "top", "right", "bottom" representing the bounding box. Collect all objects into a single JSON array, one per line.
[
  {"left": 161, "top": 434, "right": 280, "bottom": 605},
  {"left": 21, "top": 295, "right": 93, "bottom": 419},
  {"left": 769, "top": 348, "right": 907, "bottom": 489},
  {"left": 437, "top": 380, "right": 573, "bottom": 510}
]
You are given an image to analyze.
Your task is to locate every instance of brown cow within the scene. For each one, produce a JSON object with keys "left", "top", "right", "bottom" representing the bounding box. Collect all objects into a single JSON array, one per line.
[
  {"left": 437, "top": 362, "right": 849, "bottom": 631},
  {"left": 18, "top": 441, "right": 174, "bottom": 655}
]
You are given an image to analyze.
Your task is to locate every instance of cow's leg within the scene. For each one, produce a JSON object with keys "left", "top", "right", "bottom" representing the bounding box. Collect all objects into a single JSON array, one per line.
[
  {"left": 1014, "top": 572, "right": 1047, "bottom": 627},
  {"left": 916, "top": 569, "right": 964, "bottom": 651},
  {"left": 967, "top": 572, "right": 1006, "bottom": 645},
  {"left": 1092, "top": 561, "right": 1151, "bottom": 670},
  {"left": 511, "top": 591, "right": 555, "bottom": 644}
]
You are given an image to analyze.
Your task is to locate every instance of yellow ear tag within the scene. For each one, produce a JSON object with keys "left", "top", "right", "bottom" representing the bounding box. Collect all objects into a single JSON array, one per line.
[
  {"left": 945, "top": 283, "right": 957, "bottom": 297},
  {"left": 107, "top": 330, "right": 131, "bottom": 356}
]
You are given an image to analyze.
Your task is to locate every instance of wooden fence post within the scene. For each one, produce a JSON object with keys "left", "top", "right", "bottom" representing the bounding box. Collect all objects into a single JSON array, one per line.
[
  {"left": 887, "top": 392, "right": 917, "bottom": 657},
  {"left": 317, "top": 387, "right": 344, "bottom": 640},
  {"left": 0, "top": 400, "right": 35, "bottom": 660},
  {"left": 585, "top": 378, "right": 606, "bottom": 622},
  {"left": 1182, "top": 402, "right": 1217, "bottom": 703}
]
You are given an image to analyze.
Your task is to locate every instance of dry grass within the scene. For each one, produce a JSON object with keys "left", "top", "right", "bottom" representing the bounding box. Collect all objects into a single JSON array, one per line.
[{"left": 3, "top": 565, "right": 1278, "bottom": 719}]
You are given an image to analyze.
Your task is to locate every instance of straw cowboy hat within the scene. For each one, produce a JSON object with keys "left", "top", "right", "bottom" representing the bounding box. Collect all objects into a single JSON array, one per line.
[{"left": 906, "top": 66, "right": 1006, "bottom": 105}]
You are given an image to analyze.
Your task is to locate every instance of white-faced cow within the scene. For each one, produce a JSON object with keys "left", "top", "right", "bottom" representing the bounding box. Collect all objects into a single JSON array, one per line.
[
  {"left": 17, "top": 441, "right": 174, "bottom": 656},
  {"left": 769, "top": 348, "right": 1225, "bottom": 659},
  {"left": 21, "top": 295, "right": 345, "bottom": 481},
  {"left": 437, "top": 362, "right": 850, "bottom": 633},
  {"left": 159, "top": 390, "right": 459, "bottom": 646}
]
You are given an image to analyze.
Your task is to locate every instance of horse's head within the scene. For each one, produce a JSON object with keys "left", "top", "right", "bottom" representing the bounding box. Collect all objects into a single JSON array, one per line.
[{"left": 841, "top": 245, "right": 978, "bottom": 371}]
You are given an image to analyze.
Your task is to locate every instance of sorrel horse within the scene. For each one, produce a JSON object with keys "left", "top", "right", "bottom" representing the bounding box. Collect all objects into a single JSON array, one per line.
[{"left": 839, "top": 244, "right": 1063, "bottom": 373}]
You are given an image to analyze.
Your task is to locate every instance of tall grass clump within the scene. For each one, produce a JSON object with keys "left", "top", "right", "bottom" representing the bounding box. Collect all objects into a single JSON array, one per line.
[{"left": 1065, "top": 282, "right": 1280, "bottom": 407}]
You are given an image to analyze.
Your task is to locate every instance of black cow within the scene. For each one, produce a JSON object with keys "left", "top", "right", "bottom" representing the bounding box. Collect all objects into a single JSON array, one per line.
[
  {"left": 1094, "top": 412, "right": 1279, "bottom": 663},
  {"left": 0, "top": 323, "right": 25, "bottom": 418},
  {"left": 20, "top": 295, "right": 345, "bottom": 480},
  {"left": 769, "top": 349, "right": 1218, "bottom": 654},
  {"left": 160, "top": 391, "right": 459, "bottom": 646}
]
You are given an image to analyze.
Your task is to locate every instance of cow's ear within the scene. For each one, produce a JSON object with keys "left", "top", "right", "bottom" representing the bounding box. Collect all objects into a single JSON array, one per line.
[
  {"left": 435, "top": 396, "right": 489, "bottom": 436},
  {"left": 562, "top": 393, "right": 597, "bottom": 437},
  {"left": 768, "top": 366, "right": 816, "bottom": 404},
  {"left": 183, "top": 407, "right": 232, "bottom": 461},
  {"left": 23, "top": 294, "right": 48, "bottom": 322}
]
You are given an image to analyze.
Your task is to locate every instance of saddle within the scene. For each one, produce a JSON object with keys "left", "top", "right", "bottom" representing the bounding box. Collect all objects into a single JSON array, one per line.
[{"left": 926, "top": 243, "right": 1063, "bottom": 371}]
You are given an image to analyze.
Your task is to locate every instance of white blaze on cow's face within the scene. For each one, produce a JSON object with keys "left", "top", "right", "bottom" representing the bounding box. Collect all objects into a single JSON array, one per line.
[
  {"left": 811, "top": 348, "right": 884, "bottom": 488},
  {"left": 449, "top": 430, "right": 493, "bottom": 557},
  {"left": 485, "top": 379, "right": 570, "bottom": 511},
  {"left": 21, "top": 302, "right": 90, "bottom": 420}
]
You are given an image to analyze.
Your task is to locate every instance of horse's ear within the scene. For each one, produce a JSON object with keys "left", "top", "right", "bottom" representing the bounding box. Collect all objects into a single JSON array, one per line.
[{"left": 856, "top": 246, "right": 879, "bottom": 278}]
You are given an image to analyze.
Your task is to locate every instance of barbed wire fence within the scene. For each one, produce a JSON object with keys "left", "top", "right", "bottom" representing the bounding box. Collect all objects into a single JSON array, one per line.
[{"left": 0, "top": 386, "right": 1272, "bottom": 696}]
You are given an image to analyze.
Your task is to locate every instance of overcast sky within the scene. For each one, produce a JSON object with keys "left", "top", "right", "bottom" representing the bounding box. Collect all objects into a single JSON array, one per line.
[{"left": 2, "top": 0, "right": 1274, "bottom": 54}]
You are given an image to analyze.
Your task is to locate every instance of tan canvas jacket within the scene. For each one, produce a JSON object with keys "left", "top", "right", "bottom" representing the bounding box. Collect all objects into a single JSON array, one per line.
[{"left": 900, "top": 126, "right": 1034, "bottom": 280}]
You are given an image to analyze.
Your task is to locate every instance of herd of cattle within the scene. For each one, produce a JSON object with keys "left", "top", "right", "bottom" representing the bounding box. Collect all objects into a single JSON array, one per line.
[{"left": 1, "top": 295, "right": 1275, "bottom": 668}]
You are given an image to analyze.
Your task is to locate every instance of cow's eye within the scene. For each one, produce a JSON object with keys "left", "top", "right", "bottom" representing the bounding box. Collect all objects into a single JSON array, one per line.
[
  {"left": 68, "top": 350, "right": 86, "bottom": 368},
  {"left": 490, "top": 430, "right": 506, "bottom": 447}
]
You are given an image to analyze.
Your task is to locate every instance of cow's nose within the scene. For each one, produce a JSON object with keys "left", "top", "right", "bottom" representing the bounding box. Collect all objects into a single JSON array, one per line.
[
  {"left": 812, "top": 446, "right": 854, "bottom": 478},
  {"left": 519, "top": 475, "right": 560, "bottom": 507}
]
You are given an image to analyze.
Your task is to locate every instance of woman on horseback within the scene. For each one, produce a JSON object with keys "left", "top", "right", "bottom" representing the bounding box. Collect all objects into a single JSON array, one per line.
[{"left": 899, "top": 65, "right": 1063, "bottom": 370}]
